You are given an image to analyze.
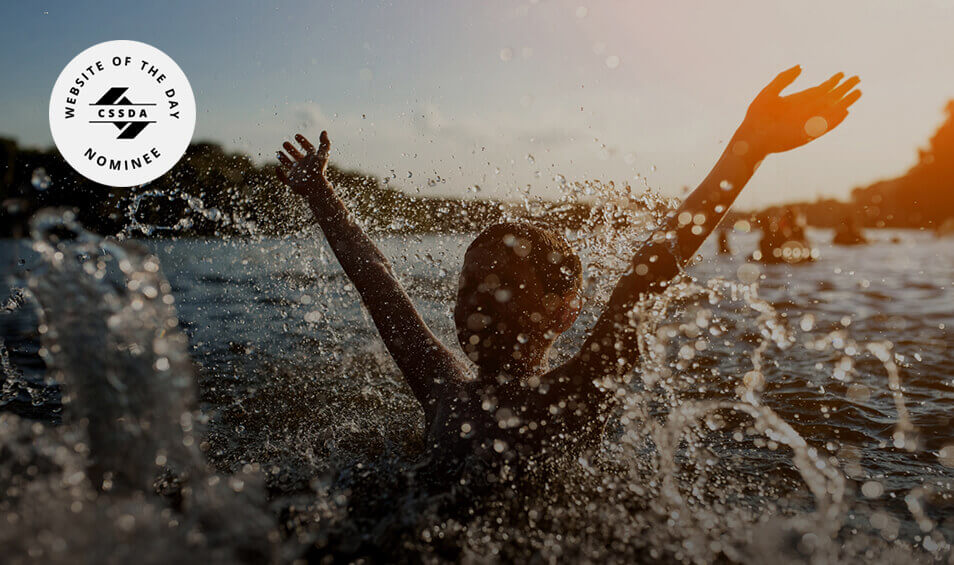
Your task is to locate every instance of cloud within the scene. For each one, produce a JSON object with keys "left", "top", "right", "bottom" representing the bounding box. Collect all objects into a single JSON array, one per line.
[{"left": 292, "top": 103, "right": 328, "bottom": 130}]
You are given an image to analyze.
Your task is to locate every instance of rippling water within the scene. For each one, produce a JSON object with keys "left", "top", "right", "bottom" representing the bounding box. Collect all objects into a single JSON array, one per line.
[{"left": 1, "top": 219, "right": 953, "bottom": 563}]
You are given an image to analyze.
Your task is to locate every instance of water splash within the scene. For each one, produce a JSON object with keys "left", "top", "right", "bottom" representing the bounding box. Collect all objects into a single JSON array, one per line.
[
  {"left": 27, "top": 209, "right": 200, "bottom": 489},
  {"left": 1, "top": 170, "right": 951, "bottom": 561},
  {"left": 123, "top": 188, "right": 258, "bottom": 238},
  {"left": 0, "top": 209, "right": 275, "bottom": 562}
]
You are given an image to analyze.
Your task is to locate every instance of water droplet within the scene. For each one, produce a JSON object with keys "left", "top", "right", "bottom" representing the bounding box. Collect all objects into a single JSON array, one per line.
[
  {"left": 31, "top": 167, "right": 51, "bottom": 190},
  {"left": 804, "top": 116, "right": 828, "bottom": 138},
  {"left": 743, "top": 370, "right": 764, "bottom": 390},
  {"left": 737, "top": 263, "right": 760, "bottom": 284},
  {"left": 939, "top": 445, "right": 954, "bottom": 468},
  {"left": 799, "top": 314, "right": 814, "bottom": 332},
  {"left": 304, "top": 310, "right": 322, "bottom": 323},
  {"left": 861, "top": 481, "right": 884, "bottom": 498}
]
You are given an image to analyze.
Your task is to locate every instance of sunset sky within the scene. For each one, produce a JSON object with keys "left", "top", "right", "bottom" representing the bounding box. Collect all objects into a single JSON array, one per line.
[{"left": 3, "top": 0, "right": 954, "bottom": 207}]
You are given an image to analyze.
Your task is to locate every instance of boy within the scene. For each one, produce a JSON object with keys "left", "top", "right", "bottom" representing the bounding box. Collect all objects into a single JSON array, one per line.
[{"left": 276, "top": 66, "right": 860, "bottom": 462}]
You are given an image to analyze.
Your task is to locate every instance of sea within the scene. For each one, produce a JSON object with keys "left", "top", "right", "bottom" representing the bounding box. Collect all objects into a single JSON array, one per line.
[{"left": 1, "top": 210, "right": 952, "bottom": 563}]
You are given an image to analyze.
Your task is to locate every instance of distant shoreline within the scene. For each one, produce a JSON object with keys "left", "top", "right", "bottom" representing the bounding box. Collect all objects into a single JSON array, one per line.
[{"left": 5, "top": 110, "right": 954, "bottom": 238}]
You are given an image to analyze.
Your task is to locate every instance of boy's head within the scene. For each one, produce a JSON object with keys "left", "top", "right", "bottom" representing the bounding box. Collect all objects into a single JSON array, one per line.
[{"left": 454, "top": 222, "right": 583, "bottom": 376}]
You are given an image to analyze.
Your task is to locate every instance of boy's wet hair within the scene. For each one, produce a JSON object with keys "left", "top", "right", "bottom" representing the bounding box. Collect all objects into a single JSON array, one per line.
[{"left": 466, "top": 222, "right": 582, "bottom": 295}]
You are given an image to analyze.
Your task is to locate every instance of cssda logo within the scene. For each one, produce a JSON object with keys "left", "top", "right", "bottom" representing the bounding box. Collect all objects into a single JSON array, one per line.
[{"left": 49, "top": 40, "right": 196, "bottom": 187}]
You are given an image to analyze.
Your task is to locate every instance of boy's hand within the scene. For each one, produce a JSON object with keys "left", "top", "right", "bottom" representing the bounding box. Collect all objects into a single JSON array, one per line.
[
  {"left": 737, "top": 66, "right": 861, "bottom": 156},
  {"left": 276, "top": 131, "right": 331, "bottom": 197}
]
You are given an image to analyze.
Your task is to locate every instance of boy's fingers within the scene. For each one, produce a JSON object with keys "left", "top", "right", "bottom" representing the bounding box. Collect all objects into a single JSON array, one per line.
[
  {"left": 277, "top": 151, "right": 293, "bottom": 167},
  {"left": 822, "top": 72, "right": 845, "bottom": 91},
  {"left": 319, "top": 131, "right": 331, "bottom": 153},
  {"left": 828, "top": 76, "right": 860, "bottom": 102},
  {"left": 825, "top": 91, "right": 860, "bottom": 130},
  {"left": 283, "top": 141, "right": 305, "bottom": 161},
  {"left": 836, "top": 89, "right": 862, "bottom": 111},
  {"left": 804, "top": 72, "right": 844, "bottom": 98},
  {"left": 296, "top": 133, "right": 317, "bottom": 154},
  {"left": 317, "top": 131, "right": 331, "bottom": 164},
  {"left": 814, "top": 73, "right": 844, "bottom": 97},
  {"left": 761, "top": 65, "right": 802, "bottom": 98}
]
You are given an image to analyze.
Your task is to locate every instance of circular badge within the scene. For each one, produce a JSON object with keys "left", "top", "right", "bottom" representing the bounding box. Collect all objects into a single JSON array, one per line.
[{"left": 49, "top": 40, "right": 196, "bottom": 188}]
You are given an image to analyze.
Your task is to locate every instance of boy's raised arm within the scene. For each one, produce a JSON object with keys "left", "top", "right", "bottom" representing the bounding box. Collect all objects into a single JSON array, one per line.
[
  {"left": 574, "top": 66, "right": 861, "bottom": 383},
  {"left": 276, "top": 132, "right": 465, "bottom": 415}
]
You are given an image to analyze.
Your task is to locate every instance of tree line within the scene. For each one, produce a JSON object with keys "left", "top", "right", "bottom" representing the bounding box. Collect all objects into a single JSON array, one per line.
[
  {"left": 0, "top": 139, "right": 601, "bottom": 238},
  {"left": 756, "top": 99, "right": 954, "bottom": 229},
  {"left": 4, "top": 99, "right": 953, "bottom": 239}
]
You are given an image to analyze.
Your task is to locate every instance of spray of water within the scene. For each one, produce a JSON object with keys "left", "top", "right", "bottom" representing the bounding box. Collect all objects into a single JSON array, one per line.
[
  {"left": 1, "top": 167, "right": 950, "bottom": 562},
  {"left": 1, "top": 210, "right": 275, "bottom": 563}
]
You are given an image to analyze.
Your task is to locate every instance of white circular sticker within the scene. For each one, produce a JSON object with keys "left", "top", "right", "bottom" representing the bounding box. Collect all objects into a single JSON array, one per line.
[{"left": 49, "top": 40, "right": 196, "bottom": 188}]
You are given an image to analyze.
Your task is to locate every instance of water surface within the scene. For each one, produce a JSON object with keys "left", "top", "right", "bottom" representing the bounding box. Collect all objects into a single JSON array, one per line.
[{"left": 1, "top": 227, "right": 952, "bottom": 562}]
